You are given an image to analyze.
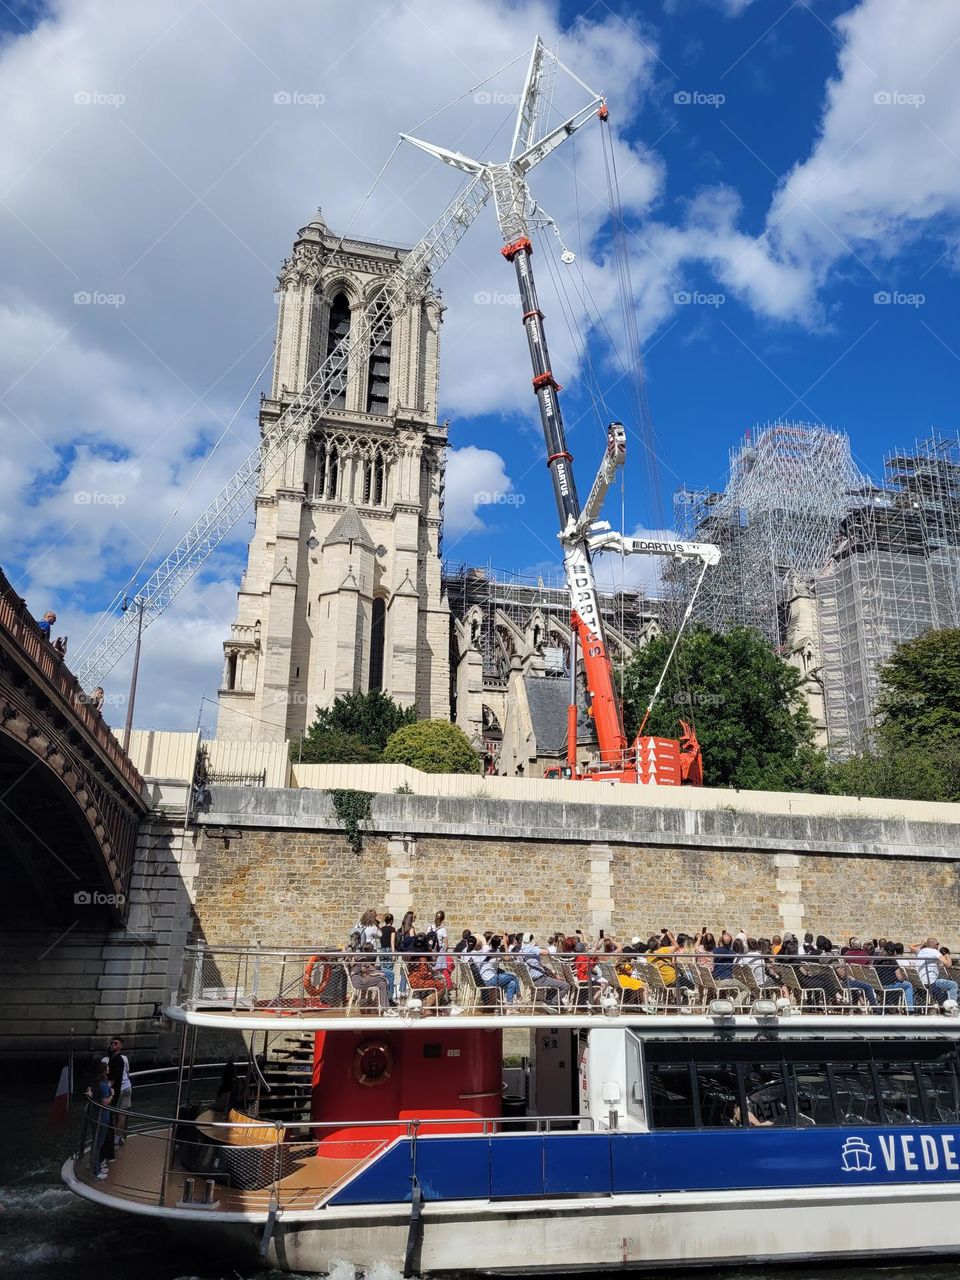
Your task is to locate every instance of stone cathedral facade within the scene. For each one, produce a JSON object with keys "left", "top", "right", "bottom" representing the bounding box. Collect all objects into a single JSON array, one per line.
[{"left": 216, "top": 211, "right": 450, "bottom": 742}]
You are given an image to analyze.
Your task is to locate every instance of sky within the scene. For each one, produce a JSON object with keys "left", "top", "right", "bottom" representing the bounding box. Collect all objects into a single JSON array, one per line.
[{"left": 1, "top": 0, "right": 958, "bottom": 732}]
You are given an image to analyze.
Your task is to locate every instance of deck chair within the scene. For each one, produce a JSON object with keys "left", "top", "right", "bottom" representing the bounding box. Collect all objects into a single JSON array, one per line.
[{"left": 345, "top": 962, "right": 385, "bottom": 1013}]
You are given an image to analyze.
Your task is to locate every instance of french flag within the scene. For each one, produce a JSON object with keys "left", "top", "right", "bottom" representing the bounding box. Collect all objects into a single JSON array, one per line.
[{"left": 50, "top": 1062, "right": 72, "bottom": 1126}]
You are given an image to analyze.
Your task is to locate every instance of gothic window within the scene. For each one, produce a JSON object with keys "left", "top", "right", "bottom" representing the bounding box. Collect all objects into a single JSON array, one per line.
[
  {"left": 373, "top": 451, "right": 385, "bottom": 505},
  {"left": 313, "top": 438, "right": 339, "bottom": 501},
  {"left": 361, "top": 448, "right": 387, "bottom": 506},
  {"left": 225, "top": 651, "right": 238, "bottom": 691},
  {"left": 366, "top": 298, "right": 391, "bottom": 415},
  {"left": 369, "top": 597, "right": 386, "bottom": 691},
  {"left": 326, "top": 292, "right": 351, "bottom": 409}
]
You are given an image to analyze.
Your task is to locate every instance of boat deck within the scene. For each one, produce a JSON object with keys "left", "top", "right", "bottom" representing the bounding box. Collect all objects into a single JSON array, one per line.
[{"left": 74, "top": 1127, "right": 367, "bottom": 1213}]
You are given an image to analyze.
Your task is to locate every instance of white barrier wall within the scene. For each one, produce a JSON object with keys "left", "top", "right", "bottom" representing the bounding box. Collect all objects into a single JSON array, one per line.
[{"left": 119, "top": 730, "right": 960, "bottom": 825}]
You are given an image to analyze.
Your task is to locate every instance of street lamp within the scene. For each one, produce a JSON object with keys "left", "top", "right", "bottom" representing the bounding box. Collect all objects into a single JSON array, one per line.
[{"left": 121, "top": 597, "right": 144, "bottom": 754}]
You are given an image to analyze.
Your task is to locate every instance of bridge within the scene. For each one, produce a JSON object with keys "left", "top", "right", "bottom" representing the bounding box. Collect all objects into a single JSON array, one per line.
[{"left": 0, "top": 568, "right": 147, "bottom": 928}]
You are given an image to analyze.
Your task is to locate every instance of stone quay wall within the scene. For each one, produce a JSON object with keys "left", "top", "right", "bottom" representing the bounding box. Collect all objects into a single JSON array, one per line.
[{"left": 191, "top": 787, "right": 960, "bottom": 951}]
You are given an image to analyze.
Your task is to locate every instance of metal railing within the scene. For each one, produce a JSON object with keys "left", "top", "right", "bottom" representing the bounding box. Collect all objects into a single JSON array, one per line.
[
  {"left": 71, "top": 1097, "right": 592, "bottom": 1214},
  {"left": 0, "top": 566, "right": 144, "bottom": 795},
  {"left": 175, "top": 944, "right": 960, "bottom": 1019}
]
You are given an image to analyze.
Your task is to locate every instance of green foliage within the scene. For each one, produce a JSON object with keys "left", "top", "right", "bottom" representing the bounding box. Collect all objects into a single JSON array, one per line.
[
  {"left": 825, "top": 630, "right": 960, "bottom": 803},
  {"left": 297, "top": 689, "right": 417, "bottom": 763},
  {"left": 828, "top": 742, "right": 960, "bottom": 804},
  {"left": 394, "top": 782, "right": 414, "bottom": 794},
  {"left": 874, "top": 628, "right": 960, "bottom": 750},
  {"left": 293, "top": 729, "right": 380, "bottom": 764},
  {"left": 383, "top": 720, "right": 482, "bottom": 774},
  {"left": 327, "top": 788, "right": 373, "bottom": 855},
  {"left": 620, "top": 625, "right": 828, "bottom": 793}
]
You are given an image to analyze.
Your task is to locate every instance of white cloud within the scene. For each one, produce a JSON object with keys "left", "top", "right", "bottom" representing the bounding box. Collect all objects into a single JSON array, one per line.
[
  {"left": 765, "top": 0, "right": 960, "bottom": 289},
  {"left": 443, "top": 445, "right": 517, "bottom": 540},
  {"left": 0, "top": 0, "right": 663, "bottom": 727}
]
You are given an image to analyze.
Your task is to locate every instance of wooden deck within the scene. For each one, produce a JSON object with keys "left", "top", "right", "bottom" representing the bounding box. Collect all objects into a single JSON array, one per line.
[{"left": 76, "top": 1127, "right": 366, "bottom": 1213}]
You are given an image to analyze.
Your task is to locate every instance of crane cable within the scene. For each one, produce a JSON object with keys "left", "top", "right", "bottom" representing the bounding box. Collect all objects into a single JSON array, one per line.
[{"left": 637, "top": 556, "right": 710, "bottom": 736}]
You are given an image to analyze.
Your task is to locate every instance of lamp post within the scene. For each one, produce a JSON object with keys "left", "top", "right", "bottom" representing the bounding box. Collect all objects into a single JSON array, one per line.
[{"left": 121, "top": 597, "right": 144, "bottom": 754}]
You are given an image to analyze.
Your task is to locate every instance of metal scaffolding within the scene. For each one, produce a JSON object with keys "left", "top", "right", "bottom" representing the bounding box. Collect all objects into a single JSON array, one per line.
[
  {"left": 817, "top": 432, "right": 960, "bottom": 751},
  {"left": 673, "top": 424, "right": 960, "bottom": 754},
  {"left": 673, "top": 422, "right": 860, "bottom": 648},
  {"left": 443, "top": 561, "right": 657, "bottom": 686}
]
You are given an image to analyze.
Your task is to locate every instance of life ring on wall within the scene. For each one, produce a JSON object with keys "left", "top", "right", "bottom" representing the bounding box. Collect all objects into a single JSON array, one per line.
[
  {"left": 303, "top": 955, "right": 332, "bottom": 998},
  {"left": 352, "top": 1039, "right": 394, "bottom": 1087}
]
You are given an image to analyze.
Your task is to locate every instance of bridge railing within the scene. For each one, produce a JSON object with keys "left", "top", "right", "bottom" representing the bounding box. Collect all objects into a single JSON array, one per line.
[{"left": 0, "top": 567, "right": 144, "bottom": 795}]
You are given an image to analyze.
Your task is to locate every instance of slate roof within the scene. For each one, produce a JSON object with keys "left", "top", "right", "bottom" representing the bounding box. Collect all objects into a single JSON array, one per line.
[
  {"left": 322, "top": 504, "right": 375, "bottom": 551},
  {"left": 523, "top": 675, "right": 596, "bottom": 756}
]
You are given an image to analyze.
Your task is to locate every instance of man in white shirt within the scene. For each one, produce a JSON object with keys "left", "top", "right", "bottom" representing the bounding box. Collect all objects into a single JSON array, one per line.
[
  {"left": 520, "top": 933, "right": 569, "bottom": 1009},
  {"left": 910, "top": 937, "right": 958, "bottom": 1007}
]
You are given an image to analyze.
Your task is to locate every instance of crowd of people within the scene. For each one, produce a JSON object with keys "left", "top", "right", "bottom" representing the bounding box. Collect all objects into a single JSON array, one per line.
[{"left": 341, "top": 910, "right": 960, "bottom": 1015}]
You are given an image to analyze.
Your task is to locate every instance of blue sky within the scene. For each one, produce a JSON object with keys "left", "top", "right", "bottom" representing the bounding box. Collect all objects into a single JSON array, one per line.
[{"left": 0, "top": 0, "right": 957, "bottom": 728}]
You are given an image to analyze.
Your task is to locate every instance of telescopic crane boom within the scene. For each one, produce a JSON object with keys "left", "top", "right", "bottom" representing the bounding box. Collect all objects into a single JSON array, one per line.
[{"left": 406, "top": 39, "right": 719, "bottom": 783}]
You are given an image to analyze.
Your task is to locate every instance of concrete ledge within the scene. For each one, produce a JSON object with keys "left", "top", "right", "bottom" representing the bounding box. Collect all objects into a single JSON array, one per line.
[{"left": 200, "top": 786, "right": 960, "bottom": 861}]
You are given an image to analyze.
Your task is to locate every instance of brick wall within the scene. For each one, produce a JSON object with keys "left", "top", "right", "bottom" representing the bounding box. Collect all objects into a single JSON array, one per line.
[
  {"left": 188, "top": 824, "right": 960, "bottom": 950},
  {"left": 798, "top": 853, "right": 960, "bottom": 946}
]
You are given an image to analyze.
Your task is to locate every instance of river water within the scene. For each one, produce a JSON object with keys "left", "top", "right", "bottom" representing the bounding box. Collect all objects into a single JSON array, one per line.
[{"left": 4, "top": 1067, "right": 960, "bottom": 1280}]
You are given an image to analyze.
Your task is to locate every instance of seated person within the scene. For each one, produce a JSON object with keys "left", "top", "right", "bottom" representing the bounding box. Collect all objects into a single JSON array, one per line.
[
  {"left": 349, "top": 944, "right": 390, "bottom": 1008},
  {"left": 406, "top": 934, "right": 448, "bottom": 1009}
]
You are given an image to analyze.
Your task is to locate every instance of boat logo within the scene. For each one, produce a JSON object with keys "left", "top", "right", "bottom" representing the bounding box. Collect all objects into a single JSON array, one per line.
[{"left": 841, "top": 1136, "right": 875, "bottom": 1172}]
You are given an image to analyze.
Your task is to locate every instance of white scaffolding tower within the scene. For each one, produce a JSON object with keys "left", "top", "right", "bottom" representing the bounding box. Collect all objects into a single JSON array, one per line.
[{"left": 673, "top": 422, "right": 860, "bottom": 648}]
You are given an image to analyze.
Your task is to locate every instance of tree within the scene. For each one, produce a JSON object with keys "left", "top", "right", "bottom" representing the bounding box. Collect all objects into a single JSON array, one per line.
[
  {"left": 297, "top": 689, "right": 417, "bottom": 763},
  {"left": 619, "top": 625, "right": 828, "bottom": 792},
  {"left": 874, "top": 629, "right": 960, "bottom": 750},
  {"left": 295, "top": 729, "right": 380, "bottom": 765},
  {"left": 826, "top": 629, "right": 960, "bottom": 803},
  {"left": 828, "top": 742, "right": 960, "bottom": 803},
  {"left": 383, "top": 720, "right": 482, "bottom": 774}
]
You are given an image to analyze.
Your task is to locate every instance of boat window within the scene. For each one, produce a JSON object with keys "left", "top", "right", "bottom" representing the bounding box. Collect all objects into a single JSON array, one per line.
[
  {"left": 742, "top": 1063, "right": 789, "bottom": 1128},
  {"left": 648, "top": 1063, "right": 698, "bottom": 1129},
  {"left": 788, "top": 1063, "right": 836, "bottom": 1126},
  {"left": 644, "top": 1038, "right": 960, "bottom": 1130},
  {"left": 920, "top": 1058, "right": 960, "bottom": 1124},
  {"left": 828, "top": 1064, "right": 881, "bottom": 1126},
  {"left": 875, "top": 1062, "right": 925, "bottom": 1126},
  {"left": 625, "top": 1032, "right": 645, "bottom": 1125},
  {"left": 695, "top": 1063, "right": 739, "bottom": 1127}
]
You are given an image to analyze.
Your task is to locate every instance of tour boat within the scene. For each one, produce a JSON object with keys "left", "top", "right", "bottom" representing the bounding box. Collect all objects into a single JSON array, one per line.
[{"left": 61, "top": 944, "right": 960, "bottom": 1275}]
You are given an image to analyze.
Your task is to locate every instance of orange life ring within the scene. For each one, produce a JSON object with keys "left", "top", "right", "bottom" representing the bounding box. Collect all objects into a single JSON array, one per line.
[
  {"left": 352, "top": 1039, "right": 393, "bottom": 1087},
  {"left": 303, "top": 955, "right": 332, "bottom": 998}
]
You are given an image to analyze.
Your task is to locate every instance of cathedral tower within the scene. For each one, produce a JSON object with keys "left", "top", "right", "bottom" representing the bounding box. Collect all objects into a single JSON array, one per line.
[{"left": 217, "top": 211, "right": 450, "bottom": 742}]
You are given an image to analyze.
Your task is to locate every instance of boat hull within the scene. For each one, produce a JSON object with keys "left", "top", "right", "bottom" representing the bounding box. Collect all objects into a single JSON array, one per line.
[{"left": 266, "top": 1185, "right": 960, "bottom": 1274}]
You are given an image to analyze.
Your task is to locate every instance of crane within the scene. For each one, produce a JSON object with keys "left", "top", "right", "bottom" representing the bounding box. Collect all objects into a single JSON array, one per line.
[
  {"left": 404, "top": 39, "right": 720, "bottom": 785},
  {"left": 78, "top": 37, "right": 718, "bottom": 786}
]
